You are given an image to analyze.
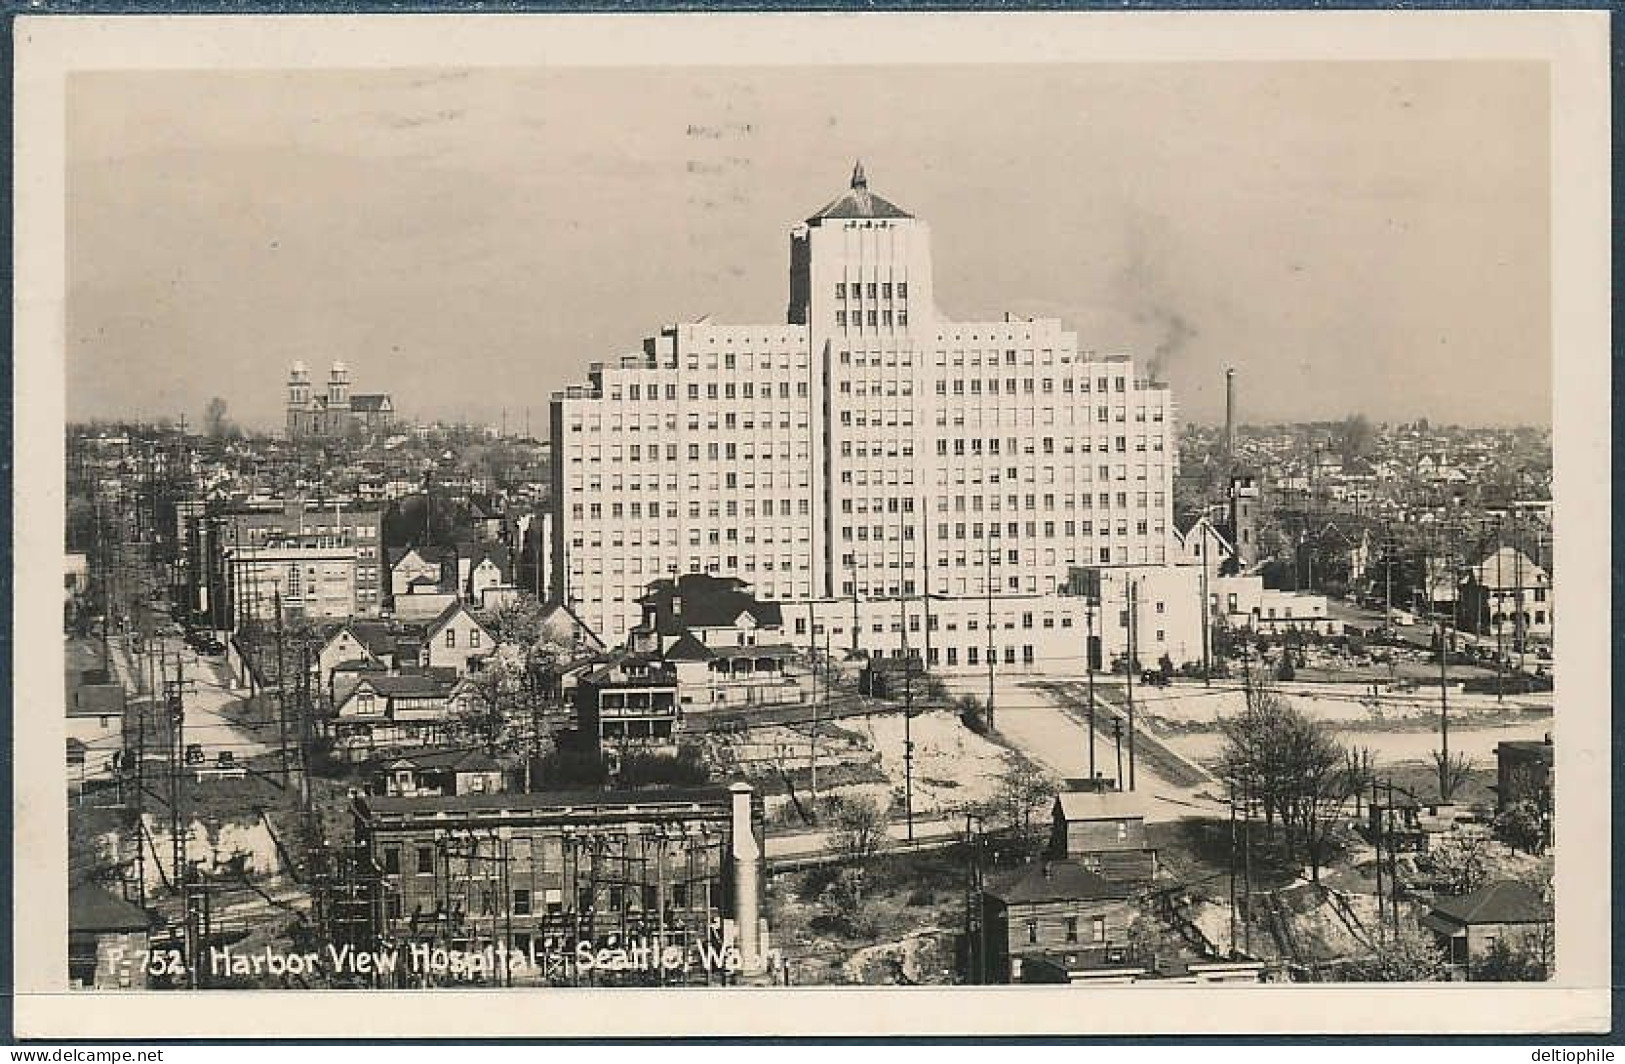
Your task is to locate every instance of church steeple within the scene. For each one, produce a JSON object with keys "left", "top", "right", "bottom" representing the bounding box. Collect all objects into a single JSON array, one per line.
[{"left": 851, "top": 159, "right": 867, "bottom": 190}]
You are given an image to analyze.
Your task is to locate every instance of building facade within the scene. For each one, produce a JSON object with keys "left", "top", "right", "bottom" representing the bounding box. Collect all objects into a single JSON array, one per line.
[
  {"left": 349, "top": 783, "right": 768, "bottom": 985},
  {"left": 203, "top": 498, "right": 385, "bottom": 625},
  {"left": 552, "top": 165, "right": 1176, "bottom": 646}
]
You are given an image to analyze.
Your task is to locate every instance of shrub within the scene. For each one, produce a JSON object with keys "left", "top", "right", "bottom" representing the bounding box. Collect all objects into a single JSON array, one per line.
[
  {"left": 541, "top": 748, "right": 608, "bottom": 787},
  {"left": 619, "top": 746, "right": 710, "bottom": 788}
]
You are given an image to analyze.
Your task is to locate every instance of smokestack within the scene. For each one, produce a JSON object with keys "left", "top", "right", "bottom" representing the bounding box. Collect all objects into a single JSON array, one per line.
[
  {"left": 1224, "top": 367, "right": 1236, "bottom": 460},
  {"left": 729, "top": 781, "right": 764, "bottom": 973}
]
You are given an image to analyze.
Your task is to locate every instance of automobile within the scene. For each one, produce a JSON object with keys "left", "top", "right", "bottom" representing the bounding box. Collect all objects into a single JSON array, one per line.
[
  {"left": 185, "top": 744, "right": 205, "bottom": 766},
  {"left": 197, "top": 637, "right": 225, "bottom": 656},
  {"left": 216, "top": 750, "right": 235, "bottom": 767}
]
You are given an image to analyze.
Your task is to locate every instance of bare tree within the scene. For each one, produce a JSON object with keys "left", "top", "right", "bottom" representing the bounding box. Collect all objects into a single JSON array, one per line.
[
  {"left": 991, "top": 751, "right": 1058, "bottom": 853},
  {"left": 830, "top": 795, "right": 889, "bottom": 867},
  {"left": 1217, "top": 686, "right": 1350, "bottom": 880},
  {"left": 1432, "top": 749, "right": 1473, "bottom": 804}
]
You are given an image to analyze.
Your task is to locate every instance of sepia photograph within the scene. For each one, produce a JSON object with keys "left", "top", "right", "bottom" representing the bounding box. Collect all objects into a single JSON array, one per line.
[{"left": 13, "top": 11, "right": 1611, "bottom": 1040}]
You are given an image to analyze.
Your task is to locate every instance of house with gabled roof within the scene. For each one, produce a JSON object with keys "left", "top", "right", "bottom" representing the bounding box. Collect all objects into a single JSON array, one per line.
[
  {"left": 633, "top": 573, "right": 785, "bottom": 652},
  {"left": 465, "top": 542, "right": 516, "bottom": 609},
  {"left": 1171, "top": 513, "right": 1234, "bottom": 573},
  {"left": 422, "top": 600, "right": 495, "bottom": 676},
  {"left": 388, "top": 545, "right": 456, "bottom": 601},
  {"left": 1422, "top": 879, "right": 1553, "bottom": 980},
  {"left": 331, "top": 672, "right": 470, "bottom": 759},
  {"left": 317, "top": 619, "right": 403, "bottom": 695}
]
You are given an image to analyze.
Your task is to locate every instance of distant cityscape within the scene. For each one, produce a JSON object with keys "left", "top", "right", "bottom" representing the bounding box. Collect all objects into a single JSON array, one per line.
[{"left": 65, "top": 168, "right": 1553, "bottom": 992}]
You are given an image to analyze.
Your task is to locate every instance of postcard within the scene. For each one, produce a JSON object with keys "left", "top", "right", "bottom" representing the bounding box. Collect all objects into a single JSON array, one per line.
[{"left": 13, "top": 10, "right": 1610, "bottom": 1039}]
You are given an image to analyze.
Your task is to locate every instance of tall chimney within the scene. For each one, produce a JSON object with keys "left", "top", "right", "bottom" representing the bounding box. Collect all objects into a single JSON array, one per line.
[
  {"left": 729, "top": 781, "right": 765, "bottom": 973},
  {"left": 1223, "top": 367, "right": 1236, "bottom": 460}
]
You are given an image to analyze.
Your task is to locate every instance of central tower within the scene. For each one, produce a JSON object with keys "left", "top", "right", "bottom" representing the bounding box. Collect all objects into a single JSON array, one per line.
[{"left": 787, "top": 161, "right": 935, "bottom": 334}]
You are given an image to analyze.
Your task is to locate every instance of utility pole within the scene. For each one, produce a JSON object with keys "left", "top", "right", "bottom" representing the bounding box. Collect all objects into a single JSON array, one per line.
[
  {"left": 1228, "top": 780, "right": 1238, "bottom": 955},
  {"left": 1199, "top": 533, "right": 1212, "bottom": 687},
  {"left": 1241, "top": 779, "right": 1253, "bottom": 956},
  {"left": 807, "top": 603, "right": 820, "bottom": 807},
  {"left": 165, "top": 652, "right": 194, "bottom": 890},
  {"left": 1514, "top": 510, "right": 1527, "bottom": 674},
  {"left": 920, "top": 503, "right": 933, "bottom": 673},
  {"left": 1372, "top": 777, "right": 1385, "bottom": 946},
  {"left": 1437, "top": 617, "right": 1452, "bottom": 803},
  {"left": 1112, "top": 718, "right": 1125, "bottom": 793},
  {"left": 849, "top": 556, "right": 860, "bottom": 656},
  {"left": 298, "top": 638, "right": 314, "bottom": 815},
  {"left": 964, "top": 812, "right": 985, "bottom": 985},
  {"left": 1086, "top": 594, "right": 1097, "bottom": 783},
  {"left": 275, "top": 592, "right": 289, "bottom": 788},
  {"left": 984, "top": 549, "right": 995, "bottom": 732},
  {"left": 1494, "top": 521, "right": 1505, "bottom": 704},
  {"left": 1124, "top": 577, "right": 1137, "bottom": 792},
  {"left": 898, "top": 520, "right": 914, "bottom": 842}
]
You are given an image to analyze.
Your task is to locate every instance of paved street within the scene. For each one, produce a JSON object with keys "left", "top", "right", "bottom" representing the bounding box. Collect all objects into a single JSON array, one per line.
[
  {"left": 106, "top": 632, "right": 273, "bottom": 761},
  {"left": 945, "top": 673, "right": 1223, "bottom": 823}
]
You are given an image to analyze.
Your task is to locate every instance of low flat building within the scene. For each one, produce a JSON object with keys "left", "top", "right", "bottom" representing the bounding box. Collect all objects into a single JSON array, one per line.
[
  {"left": 69, "top": 884, "right": 151, "bottom": 990},
  {"left": 1422, "top": 879, "right": 1553, "bottom": 981},
  {"left": 366, "top": 748, "right": 507, "bottom": 798}
]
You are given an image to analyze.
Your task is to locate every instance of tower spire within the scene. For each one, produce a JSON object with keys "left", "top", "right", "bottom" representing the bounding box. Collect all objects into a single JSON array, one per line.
[{"left": 851, "top": 159, "right": 867, "bottom": 190}]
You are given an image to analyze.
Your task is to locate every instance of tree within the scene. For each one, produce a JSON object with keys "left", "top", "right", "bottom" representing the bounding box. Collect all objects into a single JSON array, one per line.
[
  {"left": 1344, "top": 924, "right": 1450, "bottom": 982},
  {"left": 203, "top": 397, "right": 232, "bottom": 439},
  {"left": 830, "top": 795, "right": 889, "bottom": 871},
  {"left": 1473, "top": 936, "right": 1549, "bottom": 982},
  {"left": 1421, "top": 834, "right": 1491, "bottom": 895},
  {"left": 1496, "top": 800, "right": 1548, "bottom": 855},
  {"left": 1337, "top": 413, "right": 1376, "bottom": 465},
  {"left": 1217, "top": 688, "right": 1350, "bottom": 880},
  {"left": 1432, "top": 749, "right": 1473, "bottom": 804},
  {"left": 1343, "top": 746, "right": 1378, "bottom": 817},
  {"left": 457, "top": 653, "right": 531, "bottom": 755},
  {"left": 482, "top": 592, "right": 575, "bottom": 701},
  {"left": 990, "top": 752, "right": 1058, "bottom": 853}
]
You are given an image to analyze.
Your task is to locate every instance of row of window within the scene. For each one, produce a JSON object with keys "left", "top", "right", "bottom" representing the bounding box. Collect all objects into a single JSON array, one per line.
[
  {"left": 939, "top": 436, "right": 1164, "bottom": 457},
  {"left": 567, "top": 411, "right": 809, "bottom": 434},
  {"left": 915, "top": 520, "right": 1164, "bottom": 540},
  {"left": 933, "top": 492, "right": 1168, "bottom": 512},
  {"left": 574, "top": 500, "right": 812, "bottom": 520},
  {"left": 834, "top": 281, "right": 908, "bottom": 300},
  {"left": 835, "top": 309, "right": 910, "bottom": 328},
  {"left": 934, "top": 467, "right": 1165, "bottom": 487}
]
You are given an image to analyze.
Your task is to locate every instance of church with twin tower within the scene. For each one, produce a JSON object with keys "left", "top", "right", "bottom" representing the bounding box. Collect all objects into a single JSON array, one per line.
[
  {"left": 550, "top": 164, "right": 1180, "bottom": 666},
  {"left": 285, "top": 360, "right": 396, "bottom": 439}
]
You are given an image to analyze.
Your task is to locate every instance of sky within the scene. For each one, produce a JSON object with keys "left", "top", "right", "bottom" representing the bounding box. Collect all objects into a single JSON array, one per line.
[{"left": 65, "top": 62, "right": 1550, "bottom": 432}]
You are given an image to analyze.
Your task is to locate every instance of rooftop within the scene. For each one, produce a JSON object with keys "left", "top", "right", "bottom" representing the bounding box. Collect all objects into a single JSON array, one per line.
[
  {"left": 807, "top": 162, "right": 913, "bottom": 223},
  {"left": 1055, "top": 790, "right": 1151, "bottom": 823},
  {"left": 360, "top": 785, "right": 739, "bottom": 819},
  {"left": 69, "top": 884, "right": 152, "bottom": 934},
  {"left": 986, "top": 859, "right": 1137, "bottom": 906},
  {"left": 1428, "top": 880, "right": 1551, "bottom": 927}
]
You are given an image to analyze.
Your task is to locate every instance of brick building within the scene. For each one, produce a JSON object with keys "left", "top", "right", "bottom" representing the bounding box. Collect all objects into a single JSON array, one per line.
[{"left": 349, "top": 783, "right": 768, "bottom": 985}]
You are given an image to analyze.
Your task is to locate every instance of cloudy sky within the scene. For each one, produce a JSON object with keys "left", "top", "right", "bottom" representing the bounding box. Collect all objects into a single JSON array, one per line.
[{"left": 66, "top": 61, "right": 1549, "bottom": 431}]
